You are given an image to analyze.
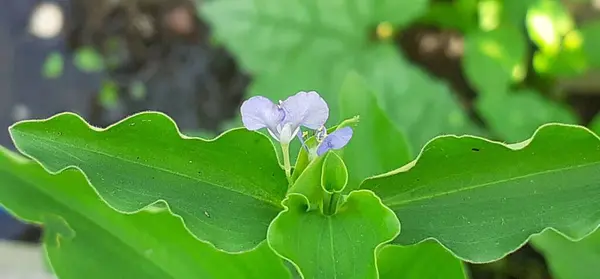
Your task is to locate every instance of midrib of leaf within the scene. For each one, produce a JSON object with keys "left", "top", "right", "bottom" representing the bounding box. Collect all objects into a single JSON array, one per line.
[
  {"left": 384, "top": 160, "right": 600, "bottom": 208},
  {"left": 0, "top": 163, "right": 178, "bottom": 279},
  {"left": 13, "top": 130, "right": 282, "bottom": 207},
  {"left": 327, "top": 218, "right": 338, "bottom": 279}
]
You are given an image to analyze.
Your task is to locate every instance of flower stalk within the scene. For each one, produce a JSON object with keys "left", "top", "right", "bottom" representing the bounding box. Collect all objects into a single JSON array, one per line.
[{"left": 281, "top": 143, "right": 293, "bottom": 185}]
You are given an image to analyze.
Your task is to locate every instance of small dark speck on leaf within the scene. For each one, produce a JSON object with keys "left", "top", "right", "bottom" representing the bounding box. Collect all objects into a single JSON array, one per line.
[
  {"left": 136, "top": 156, "right": 140, "bottom": 160},
  {"left": 471, "top": 148, "right": 480, "bottom": 152}
]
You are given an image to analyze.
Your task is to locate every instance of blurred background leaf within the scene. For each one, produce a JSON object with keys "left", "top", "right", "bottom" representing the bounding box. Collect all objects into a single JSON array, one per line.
[
  {"left": 477, "top": 89, "right": 578, "bottom": 142},
  {"left": 73, "top": 47, "right": 104, "bottom": 73},
  {"left": 42, "top": 52, "right": 64, "bottom": 79},
  {"left": 532, "top": 230, "right": 600, "bottom": 279}
]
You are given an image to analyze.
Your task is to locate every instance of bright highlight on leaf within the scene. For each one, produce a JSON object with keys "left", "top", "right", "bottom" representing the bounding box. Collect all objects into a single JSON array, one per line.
[
  {"left": 563, "top": 30, "right": 583, "bottom": 50},
  {"left": 528, "top": 14, "right": 557, "bottom": 50},
  {"left": 526, "top": 0, "right": 575, "bottom": 55},
  {"left": 477, "top": 0, "right": 501, "bottom": 31}
]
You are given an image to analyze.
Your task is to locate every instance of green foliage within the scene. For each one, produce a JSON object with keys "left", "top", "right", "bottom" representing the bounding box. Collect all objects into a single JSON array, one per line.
[
  {"left": 377, "top": 242, "right": 466, "bottom": 279},
  {"left": 268, "top": 191, "right": 400, "bottom": 279},
  {"left": 476, "top": 89, "right": 577, "bottom": 142},
  {"left": 581, "top": 21, "right": 600, "bottom": 68},
  {"left": 526, "top": 0, "right": 574, "bottom": 55},
  {"left": 16, "top": 0, "right": 600, "bottom": 278},
  {"left": 361, "top": 124, "right": 600, "bottom": 263},
  {"left": 73, "top": 47, "right": 104, "bottom": 73},
  {"left": 339, "top": 73, "right": 412, "bottom": 190},
  {"left": 0, "top": 147, "right": 291, "bottom": 279},
  {"left": 463, "top": 26, "right": 527, "bottom": 93},
  {"left": 42, "top": 52, "right": 64, "bottom": 79},
  {"left": 202, "top": 0, "right": 477, "bottom": 152},
  {"left": 532, "top": 230, "right": 600, "bottom": 279},
  {"left": 99, "top": 80, "right": 119, "bottom": 109},
  {"left": 9, "top": 112, "right": 287, "bottom": 252}
]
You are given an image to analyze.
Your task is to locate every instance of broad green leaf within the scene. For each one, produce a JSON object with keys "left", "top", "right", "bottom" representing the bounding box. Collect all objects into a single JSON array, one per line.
[
  {"left": 267, "top": 191, "right": 400, "bottom": 279},
  {"left": 9, "top": 112, "right": 288, "bottom": 252},
  {"left": 525, "top": 0, "right": 574, "bottom": 55},
  {"left": 339, "top": 72, "right": 411, "bottom": 190},
  {"left": 0, "top": 147, "right": 291, "bottom": 279},
  {"left": 377, "top": 241, "right": 467, "bottom": 279},
  {"left": 73, "top": 47, "right": 104, "bottom": 72},
  {"left": 531, "top": 230, "right": 600, "bottom": 279},
  {"left": 361, "top": 124, "right": 600, "bottom": 263},
  {"left": 463, "top": 26, "right": 527, "bottom": 93},
  {"left": 476, "top": 89, "right": 577, "bottom": 142},
  {"left": 42, "top": 52, "right": 64, "bottom": 79},
  {"left": 202, "top": 0, "right": 478, "bottom": 150}
]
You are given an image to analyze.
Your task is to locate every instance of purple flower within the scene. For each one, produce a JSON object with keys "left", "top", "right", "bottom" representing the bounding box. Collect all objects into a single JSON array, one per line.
[
  {"left": 316, "top": 126, "right": 354, "bottom": 156},
  {"left": 240, "top": 91, "right": 329, "bottom": 144}
]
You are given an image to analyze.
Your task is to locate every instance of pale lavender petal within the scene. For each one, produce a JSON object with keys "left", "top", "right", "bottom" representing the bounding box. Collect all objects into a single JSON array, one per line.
[
  {"left": 240, "top": 96, "right": 283, "bottom": 131},
  {"left": 281, "top": 91, "right": 329, "bottom": 130},
  {"left": 317, "top": 127, "right": 353, "bottom": 156}
]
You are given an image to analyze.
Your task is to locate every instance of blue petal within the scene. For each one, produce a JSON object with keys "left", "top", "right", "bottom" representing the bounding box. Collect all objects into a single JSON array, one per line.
[
  {"left": 317, "top": 127, "right": 353, "bottom": 156},
  {"left": 240, "top": 96, "right": 283, "bottom": 131},
  {"left": 281, "top": 91, "right": 329, "bottom": 130}
]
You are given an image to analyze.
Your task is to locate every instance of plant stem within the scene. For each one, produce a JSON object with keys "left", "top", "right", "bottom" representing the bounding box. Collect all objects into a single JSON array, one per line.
[
  {"left": 323, "top": 192, "right": 341, "bottom": 216},
  {"left": 281, "top": 143, "right": 293, "bottom": 185}
]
